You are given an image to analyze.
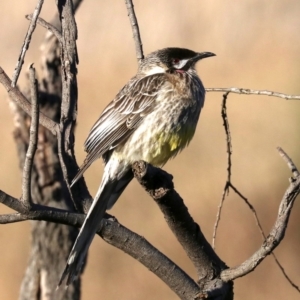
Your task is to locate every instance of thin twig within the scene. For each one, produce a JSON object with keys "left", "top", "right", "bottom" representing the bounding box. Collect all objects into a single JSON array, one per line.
[
  {"left": 57, "top": 130, "right": 80, "bottom": 212},
  {"left": 0, "top": 66, "right": 59, "bottom": 135},
  {"left": 124, "top": 0, "right": 144, "bottom": 64},
  {"left": 11, "top": 0, "right": 44, "bottom": 87},
  {"left": 271, "top": 253, "right": 300, "bottom": 293},
  {"left": 212, "top": 92, "right": 231, "bottom": 249},
  {"left": 212, "top": 182, "right": 228, "bottom": 249},
  {"left": 21, "top": 65, "right": 39, "bottom": 208},
  {"left": 229, "top": 182, "right": 267, "bottom": 239},
  {"left": 206, "top": 87, "right": 300, "bottom": 100},
  {"left": 222, "top": 93, "right": 233, "bottom": 182},
  {"left": 277, "top": 147, "right": 300, "bottom": 177},
  {"left": 26, "top": 14, "right": 62, "bottom": 43}
]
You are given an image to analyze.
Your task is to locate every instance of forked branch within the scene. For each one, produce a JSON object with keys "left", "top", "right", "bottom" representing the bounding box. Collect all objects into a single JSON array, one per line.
[
  {"left": 221, "top": 149, "right": 300, "bottom": 281},
  {"left": 0, "top": 188, "right": 202, "bottom": 300},
  {"left": 0, "top": 67, "right": 59, "bottom": 135}
]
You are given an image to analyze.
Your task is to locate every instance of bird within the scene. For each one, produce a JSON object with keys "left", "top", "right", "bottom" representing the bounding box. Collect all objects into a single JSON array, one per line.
[{"left": 59, "top": 47, "right": 215, "bottom": 286}]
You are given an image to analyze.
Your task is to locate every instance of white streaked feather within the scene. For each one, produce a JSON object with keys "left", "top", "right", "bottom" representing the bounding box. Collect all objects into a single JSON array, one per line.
[{"left": 143, "top": 65, "right": 166, "bottom": 76}]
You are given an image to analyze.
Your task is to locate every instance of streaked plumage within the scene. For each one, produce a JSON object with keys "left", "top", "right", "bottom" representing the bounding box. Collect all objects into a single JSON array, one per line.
[{"left": 59, "top": 47, "right": 215, "bottom": 286}]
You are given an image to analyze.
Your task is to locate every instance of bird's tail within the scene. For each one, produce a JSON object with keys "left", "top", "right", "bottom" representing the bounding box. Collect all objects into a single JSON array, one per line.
[
  {"left": 70, "top": 158, "right": 94, "bottom": 188},
  {"left": 58, "top": 169, "right": 132, "bottom": 287}
]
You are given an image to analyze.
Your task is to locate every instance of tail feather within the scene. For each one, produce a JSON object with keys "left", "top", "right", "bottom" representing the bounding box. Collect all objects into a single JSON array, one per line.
[
  {"left": 59, "top": 174, "right": 116, "bottom": 286},
  {"left": 58, "top": 169, "right": 133, "bottom": 287},
  {"left": 107, "top": 170, "right": 133, "bottom": 209},
  {"left": 70, "top": 154, "right": 99, "bottom": 188},
  {"left": 70, "top": 161, "right": 91, "bottom": 188}
]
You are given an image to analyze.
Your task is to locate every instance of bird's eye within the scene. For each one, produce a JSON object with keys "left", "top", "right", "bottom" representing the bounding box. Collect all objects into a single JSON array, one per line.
[{"left": 172, "top": 58, "right": 180, "bottom": 64}]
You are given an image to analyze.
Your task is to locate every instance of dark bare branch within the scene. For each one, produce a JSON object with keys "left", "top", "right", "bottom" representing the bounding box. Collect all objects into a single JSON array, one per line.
[
  {"left": 16, "top": 3, "right": 86, "bottom": 297},
  {"left": 49, "top": 0, "right": 84, "bottom": 31},
  {"left": 0, "top": 189, "right": 202, "bottom": 300},
  {"left": 124, "top": 0, "right": 144, "bottom": 64},
  {"left": 26, "top": 14, "right": 62, "bottom": 42},
  {"left": 0, "top": 189, "right": 84, "bottom": 224},
  {"left": 54, "top": 0, "right": 89, "bottom": 213},
  {"left": 0, "top": 190, "right": 28, "bottom": 214},
  {"left": 58, "top": 0, "right": 78, "bottom": 131},
  {"left": 102, "top": 220, "right": 202, "bottom": 300},
  {"left": 0, "top": 67, "right": 59, "bottom": 135},
  {"left": 206, "top": 87, "right": 300, "bottom": 100},
  {"left": 21, "top": 65, "right": 39, "bottom": 208},
  {"left": 132, "top": 161, "right": 232, "bottom": 298},
  {"left": 221, "top": 92, "right": 232, "bottom": 183},
  {"left": 11, "top": 0, "right": 44, "bottom": 87}
]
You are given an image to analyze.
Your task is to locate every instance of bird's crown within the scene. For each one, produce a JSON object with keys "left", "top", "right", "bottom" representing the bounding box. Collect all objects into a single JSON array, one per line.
[{"left": 139, "top": 47, "right": 215, "bottom": 75}]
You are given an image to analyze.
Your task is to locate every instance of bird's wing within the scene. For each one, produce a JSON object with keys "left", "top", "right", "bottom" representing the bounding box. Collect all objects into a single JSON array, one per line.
[{"left": 71, "top": 73, "right": 168, "bottom": 185}]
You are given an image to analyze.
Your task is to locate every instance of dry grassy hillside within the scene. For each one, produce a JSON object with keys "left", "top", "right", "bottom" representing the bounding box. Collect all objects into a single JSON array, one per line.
[{"left": 0, "top": 1, "right": 299, "bottom": 299}]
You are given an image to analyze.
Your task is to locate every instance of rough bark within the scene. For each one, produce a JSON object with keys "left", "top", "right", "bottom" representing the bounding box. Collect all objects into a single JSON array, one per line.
[{"left": 16, "top": 29, "right": 81, "bottom": 300}]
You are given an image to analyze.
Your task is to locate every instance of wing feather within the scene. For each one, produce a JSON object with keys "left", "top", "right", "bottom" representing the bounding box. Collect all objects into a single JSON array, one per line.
[{"left": 71, "top": 73, "right": 167, "bottom": 185}]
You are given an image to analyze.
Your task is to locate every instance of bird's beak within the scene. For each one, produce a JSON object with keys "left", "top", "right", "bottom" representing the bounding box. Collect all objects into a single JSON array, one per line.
[
  {"left": 194, "top": 52, "right": 216, "bottom": 62},
  {"left": 185, "top": 52, "right": 215, "bottom": 69},
  {"left": 181, "top": 52, "right": 216, "bottom": 71}
]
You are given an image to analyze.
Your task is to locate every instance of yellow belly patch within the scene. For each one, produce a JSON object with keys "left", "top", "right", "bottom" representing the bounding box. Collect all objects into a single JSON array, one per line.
[{"left": 149, "top": 128, "right": 195, "bottom": 166}]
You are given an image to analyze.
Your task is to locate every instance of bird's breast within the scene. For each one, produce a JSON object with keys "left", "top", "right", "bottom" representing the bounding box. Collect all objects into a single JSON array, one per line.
[{"left": 113, "top": 83, "right": 203, "bottom": 166}]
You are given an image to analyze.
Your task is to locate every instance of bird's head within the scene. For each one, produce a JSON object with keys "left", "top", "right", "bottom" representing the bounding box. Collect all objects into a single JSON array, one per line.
[{"left": 139, "top": 47, "right": 215, "bottom": 76}]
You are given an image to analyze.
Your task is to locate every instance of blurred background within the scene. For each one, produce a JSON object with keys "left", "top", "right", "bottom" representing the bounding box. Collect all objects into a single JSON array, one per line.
[{"left": 0, "top": 0, "right": 300, "bottom": 299}]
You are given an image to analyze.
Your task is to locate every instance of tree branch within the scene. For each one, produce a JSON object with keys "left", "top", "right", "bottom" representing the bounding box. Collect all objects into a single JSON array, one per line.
[
  {"left": 55, "top": 0, "right": 88, "bottom": 213},
  {"left": 206, "top": 87, "right": 300, "bottom": 100},
  {"left": 277, "top": 147, "right": 300, "bottom": 177},
  {"left": 212, "top": 92, "right": 231, "bottom": 249},
  {"left": 14, "top": 3, "right": 86, "bottom": 297},
  {"left": 11, "top": 0, "right": 44, "bottom": 87},
  {"left": 0, "top": 189, "right": 203, "bottom": 300},
  {"left": 0, "top": 213, "right": 29, "bottom": 224},
  {"left": 102, "top": 220, "right": 202, "bottom": 300},
  {"left": 220, "top": 150, "right": 300, "bottom": 282},
  {"left": 26, "top": 14, "right": 62, "bottom": 43},
  {"left": 214, "top": 93, "right": 300, "bottom": 292},
  {"left": 124, "top": 0, "right": 144, "bottom": 64},
  {"left": 132, "top": 161, "right": 233, "bottom": 299},
  {"left": 0, "top": 67, "right": 59, "bottom": 135},
  {"left": 21, "top": 65, "right": 39, "bottom": 208}
]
